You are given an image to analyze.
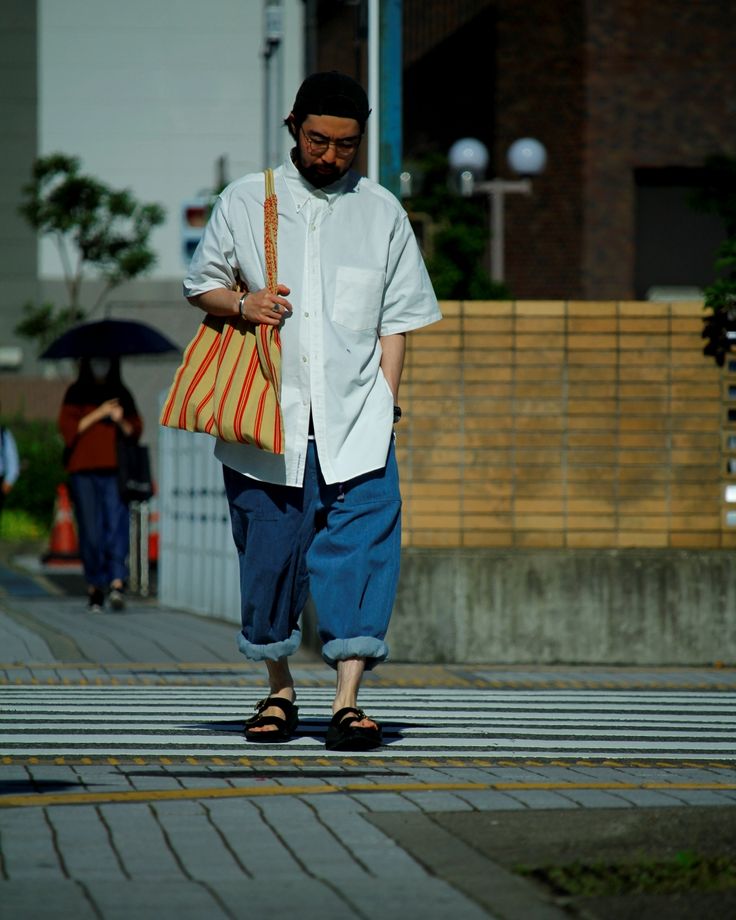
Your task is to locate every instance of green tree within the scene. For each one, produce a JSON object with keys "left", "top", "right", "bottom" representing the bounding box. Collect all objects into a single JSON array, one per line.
[
  {"left": 691, "top": 155, "right": 736, "bottom": 366},
  {"left": 405, "top": 153, "right": 511, "bottom": 300},
  {"left": 16, "top": 153, "right": 166, "bottom": 350},
  {"left": 0, "top": 416, "right": 65, "bottom": 529}
]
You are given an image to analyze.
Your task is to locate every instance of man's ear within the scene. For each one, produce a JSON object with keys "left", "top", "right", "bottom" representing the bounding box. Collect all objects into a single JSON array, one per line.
[{"left": 285, "top": 112, "right": 298, "bottom": 140}]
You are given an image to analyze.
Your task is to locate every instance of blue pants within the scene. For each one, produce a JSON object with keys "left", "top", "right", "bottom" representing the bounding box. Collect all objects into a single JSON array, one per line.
[
  {"left": 69, "top": 472, "right": 130, "bottom": 589},
  {"left": 223, "top": 441, "right": 401, "bottom": 670}
]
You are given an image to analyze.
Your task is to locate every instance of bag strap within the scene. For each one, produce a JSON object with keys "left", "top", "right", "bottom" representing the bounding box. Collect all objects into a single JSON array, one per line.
[{"left": 263, "top": 168, "right": 278, "bottom": 294}]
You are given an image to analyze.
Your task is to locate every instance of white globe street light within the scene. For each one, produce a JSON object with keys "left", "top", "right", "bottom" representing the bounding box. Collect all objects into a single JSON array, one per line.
[
  {"left": 448, "top": 136, "right": 547, "bottom": 282},
  {"left": 448, "top": 138, "right": 490, "bottom": 194},
  {"left": 507, "top": 137, "right": 547, "bottom": 177}
]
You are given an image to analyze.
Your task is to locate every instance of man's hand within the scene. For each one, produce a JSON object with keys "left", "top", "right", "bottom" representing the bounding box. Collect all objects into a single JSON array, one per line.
[
  {"left": 189, "top": 285, "right": 292, "bottom": 326},
  {"left": 241, "top": 284, "right": 293, "bottom": 327}
]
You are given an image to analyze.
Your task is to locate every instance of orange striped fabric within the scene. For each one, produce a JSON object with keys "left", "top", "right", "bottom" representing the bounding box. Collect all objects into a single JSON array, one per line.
[{"left": 160, "top": 169, "right": 285, "bottom": 454}]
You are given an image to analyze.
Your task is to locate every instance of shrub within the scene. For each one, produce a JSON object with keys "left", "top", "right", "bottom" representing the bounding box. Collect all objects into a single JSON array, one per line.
[
  {"left": 691, "top": 154, "right": 736, "bottom": 366},
  {"left": 1, "top": 416, "right": 65, "bottom": 528},
  {"left": 0, "top": 509, "right": 48, "bottom": 541}
]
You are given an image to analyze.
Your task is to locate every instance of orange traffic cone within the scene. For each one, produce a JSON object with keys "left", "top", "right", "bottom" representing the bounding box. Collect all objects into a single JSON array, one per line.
[{"left": 42, "top": 483, "right": 80, "bottom": 565}]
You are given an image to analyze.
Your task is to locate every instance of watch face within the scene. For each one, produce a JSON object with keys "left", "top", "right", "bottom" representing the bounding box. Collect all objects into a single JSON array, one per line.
[{"left": 393, "top": 406, "right": 402, "bottom": 423}]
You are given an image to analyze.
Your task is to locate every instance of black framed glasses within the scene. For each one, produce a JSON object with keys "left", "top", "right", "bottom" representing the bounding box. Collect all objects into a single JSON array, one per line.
[{"left": 300, "top": 126, "right": 362, "bottom": 158}]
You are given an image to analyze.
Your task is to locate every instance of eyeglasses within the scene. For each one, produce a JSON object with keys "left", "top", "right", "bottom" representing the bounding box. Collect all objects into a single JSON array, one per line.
[{"left": 300, "top": 126, "right": 362, "bottom": 158}]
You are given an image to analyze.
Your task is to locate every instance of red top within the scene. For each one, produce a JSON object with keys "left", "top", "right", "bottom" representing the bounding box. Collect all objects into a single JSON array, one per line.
[{"left": 59, "top": 380, "right": 143, "bottom": 474}]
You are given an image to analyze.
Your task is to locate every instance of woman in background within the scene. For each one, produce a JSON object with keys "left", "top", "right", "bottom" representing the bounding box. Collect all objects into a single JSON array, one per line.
[{"left": 59, "top": 357, "right": 142, "bottom": 612}]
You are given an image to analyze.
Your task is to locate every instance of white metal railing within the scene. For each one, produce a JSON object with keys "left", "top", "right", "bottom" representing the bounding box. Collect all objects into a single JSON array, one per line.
[
  {"left": 128, "top": 501, "right": 151, "bottom": 596},
  {"left": 157, "top": 425, "right": 240, "bottom": 624}
]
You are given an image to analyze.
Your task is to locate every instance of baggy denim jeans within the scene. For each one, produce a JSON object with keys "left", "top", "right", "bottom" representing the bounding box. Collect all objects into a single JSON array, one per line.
[
  {"left": 223, "top": 440, "right": 401, "bottom": 670},
  {"left": 69, "top": 471, "right": 130, "bottom": 589}
]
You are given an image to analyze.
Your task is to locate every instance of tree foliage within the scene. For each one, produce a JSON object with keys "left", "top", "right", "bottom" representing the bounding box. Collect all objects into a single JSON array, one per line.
[
  {"left": 16, "top": 153, "right": 166, "bottom": 350},
  {"left": 405, "top": 153, "right": 511, "bottom": 300},
  {"left": 691, "top": 155, "right": 736, "bottom": 366}
]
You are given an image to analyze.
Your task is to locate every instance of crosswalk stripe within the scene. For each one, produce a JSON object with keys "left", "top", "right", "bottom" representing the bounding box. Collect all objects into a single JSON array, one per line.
[{"left": 1, "top": 686, "right": 734, "bottom": 761}]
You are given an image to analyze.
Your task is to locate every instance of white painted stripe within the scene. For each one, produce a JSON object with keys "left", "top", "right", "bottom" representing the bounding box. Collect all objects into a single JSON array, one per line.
[
  {"left": 2, "top": 730, "right": 735, "bottom": 748},
  {"left": 4, "top": 685, "right": 735, "bottom": 701},
  {"left": 3, "top": 705, "right": 734, "bottom": 719},
  {"left": 4, "top": 711, "right": 734, "bottom": 725},
  {"left": 3, "top": 706, "right": 733, "bottom": 719},
  {"left": 2, "top": 686, "right": 735, "bottom": 761}
]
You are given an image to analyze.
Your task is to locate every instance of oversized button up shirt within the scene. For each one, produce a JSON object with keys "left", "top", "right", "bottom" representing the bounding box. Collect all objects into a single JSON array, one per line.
[{"left": 184, "top": 156, "right": 441, "bottom": 486}]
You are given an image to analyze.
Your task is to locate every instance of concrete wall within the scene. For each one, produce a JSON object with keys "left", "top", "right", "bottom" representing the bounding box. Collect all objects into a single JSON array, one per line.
[{"left": 384, "top": 548, "right": 736, "bottom": 665}]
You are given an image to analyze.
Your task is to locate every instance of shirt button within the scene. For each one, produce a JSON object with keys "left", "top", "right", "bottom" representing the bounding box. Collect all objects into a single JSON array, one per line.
[
  {"left": 304, "top": 311, "right": 309, "bottom": 318},
  {"left": 302, "top": 356, "right": 308, "bottom": 363}
]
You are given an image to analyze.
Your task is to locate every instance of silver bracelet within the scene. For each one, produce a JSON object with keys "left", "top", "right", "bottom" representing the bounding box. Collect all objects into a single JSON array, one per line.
[{"left": 237, "top": 293, "right": 247, "bottom": 319}]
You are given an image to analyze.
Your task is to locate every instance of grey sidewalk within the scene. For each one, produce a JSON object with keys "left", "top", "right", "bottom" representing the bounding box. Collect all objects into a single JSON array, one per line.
[{"left": 1, "top": 558, "right": 735, "bottom": 919}]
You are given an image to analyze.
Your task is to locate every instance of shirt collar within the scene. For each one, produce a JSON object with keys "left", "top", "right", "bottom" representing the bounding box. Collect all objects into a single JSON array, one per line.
[{"left": 282, "top": 153, "right": 358, "bottom": 214}]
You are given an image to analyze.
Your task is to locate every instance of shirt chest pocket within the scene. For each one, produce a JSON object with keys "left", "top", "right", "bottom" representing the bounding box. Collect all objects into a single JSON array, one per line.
[{"left": 333, "top": 266, "right": 385, "bottom": 333}]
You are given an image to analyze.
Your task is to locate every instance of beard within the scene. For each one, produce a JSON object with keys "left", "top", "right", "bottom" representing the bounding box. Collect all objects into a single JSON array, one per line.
[{"left": 292, "top": 147, "right": 346, "bottom": 189}]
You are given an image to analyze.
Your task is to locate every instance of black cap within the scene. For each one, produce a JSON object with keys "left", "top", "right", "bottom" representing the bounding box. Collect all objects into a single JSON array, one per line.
[{"left": 292, "top": 71, "right": 371, "bottom": 129}]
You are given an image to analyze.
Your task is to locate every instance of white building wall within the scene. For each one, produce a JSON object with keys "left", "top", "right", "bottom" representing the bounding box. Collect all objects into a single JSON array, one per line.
[{"left": 38, "top": 0, "right": 303, "bottom": 281}]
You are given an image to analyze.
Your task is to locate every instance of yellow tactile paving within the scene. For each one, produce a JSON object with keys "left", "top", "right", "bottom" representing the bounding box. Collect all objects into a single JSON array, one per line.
[
  {"left": 3, "top": 754, "right": 736, "bottom": 769},
  {"left": 1, "top": 779, "right": 735, "bottom": 810}
]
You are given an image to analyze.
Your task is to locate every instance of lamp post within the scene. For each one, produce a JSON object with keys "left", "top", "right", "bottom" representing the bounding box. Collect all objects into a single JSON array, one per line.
[{"left": 448, "top": 137, "right": 547, "bottom": 283}]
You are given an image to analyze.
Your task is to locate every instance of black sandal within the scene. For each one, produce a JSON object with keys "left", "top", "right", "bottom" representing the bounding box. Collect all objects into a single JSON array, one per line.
[
  {"left": 244, "top": 696, "right": 298, "bottom": 743},
  {"left": 325, "top": 707, "right": 383, "bottom": 751}
]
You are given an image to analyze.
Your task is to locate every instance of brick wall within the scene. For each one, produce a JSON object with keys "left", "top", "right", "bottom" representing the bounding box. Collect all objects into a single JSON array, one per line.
[
  {"left": 398, "top": 300, "right": 732, "bottom": 549},
  {"left": 491, "top": 0, "right": 736, "bottom": 300},
  {"left": 494, "top": 0, "right": 587, "bottom": 299},
  {"left": 581, "top": 0, "right": 736, "bottom": 298}
]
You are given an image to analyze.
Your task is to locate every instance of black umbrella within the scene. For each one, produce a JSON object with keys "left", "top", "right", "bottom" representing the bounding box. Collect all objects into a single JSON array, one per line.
[{"left": 40, "top": 319, "right": 179, "bottom": 359}]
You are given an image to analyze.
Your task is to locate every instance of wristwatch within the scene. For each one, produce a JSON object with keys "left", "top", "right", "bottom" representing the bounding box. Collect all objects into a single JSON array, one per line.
[{"left": 393, "top": 405, "right": 402, "bottom": 424}]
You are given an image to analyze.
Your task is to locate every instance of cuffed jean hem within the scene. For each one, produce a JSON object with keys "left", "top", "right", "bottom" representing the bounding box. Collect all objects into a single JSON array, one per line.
[
  {"left": 321, "top": 637, "right": 389, "bottom": 672},
  {"left": 237, "top": 628, "right": 302, "bottom": 663}
]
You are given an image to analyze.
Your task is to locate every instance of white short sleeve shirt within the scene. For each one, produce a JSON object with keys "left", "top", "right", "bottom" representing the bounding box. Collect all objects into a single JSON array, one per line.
[{"left": 184, "top": 156, "right": 442, "bottom": 486}]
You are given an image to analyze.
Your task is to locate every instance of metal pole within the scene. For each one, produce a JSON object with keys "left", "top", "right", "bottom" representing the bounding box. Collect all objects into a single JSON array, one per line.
[
  {"left": 379, "top": 0, "right": 402, "bottom": 197},
  {"left": 263, "top": 1, "right": 283, "bottom": 168},
  {"left": 475, "top": 178, "right": 531, "bottom": 283},
  {"left": 367, "top": 0, "right": 379, "bottom": 182},
  {"left": 139, "top": 501, "right": 150, "bottom": 597},
  {"left": 490, "top": 185, "right": 504, "bottom": 282},
  {"left": 128, "top": 502, "right": 140, "bottom": 594}
]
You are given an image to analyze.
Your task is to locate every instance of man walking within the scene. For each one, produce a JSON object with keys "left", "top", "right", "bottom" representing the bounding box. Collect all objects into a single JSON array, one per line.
[{"left": 184, "top": 71, "right": 441, "bottom": 749}]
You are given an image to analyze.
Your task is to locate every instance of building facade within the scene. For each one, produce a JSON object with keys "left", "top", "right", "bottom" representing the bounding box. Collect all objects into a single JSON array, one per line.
[
  {"left": 311, "top": 0, "right": 735, "bottom": 300},
  {"left": 1, "top": 0, "right": 304, "bottom": 427}
]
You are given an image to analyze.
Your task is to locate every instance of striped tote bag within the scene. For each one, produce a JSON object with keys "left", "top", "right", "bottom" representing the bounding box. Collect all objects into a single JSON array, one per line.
[{"left": 159, "top": 169, "right": 284, "bottom": 454}]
